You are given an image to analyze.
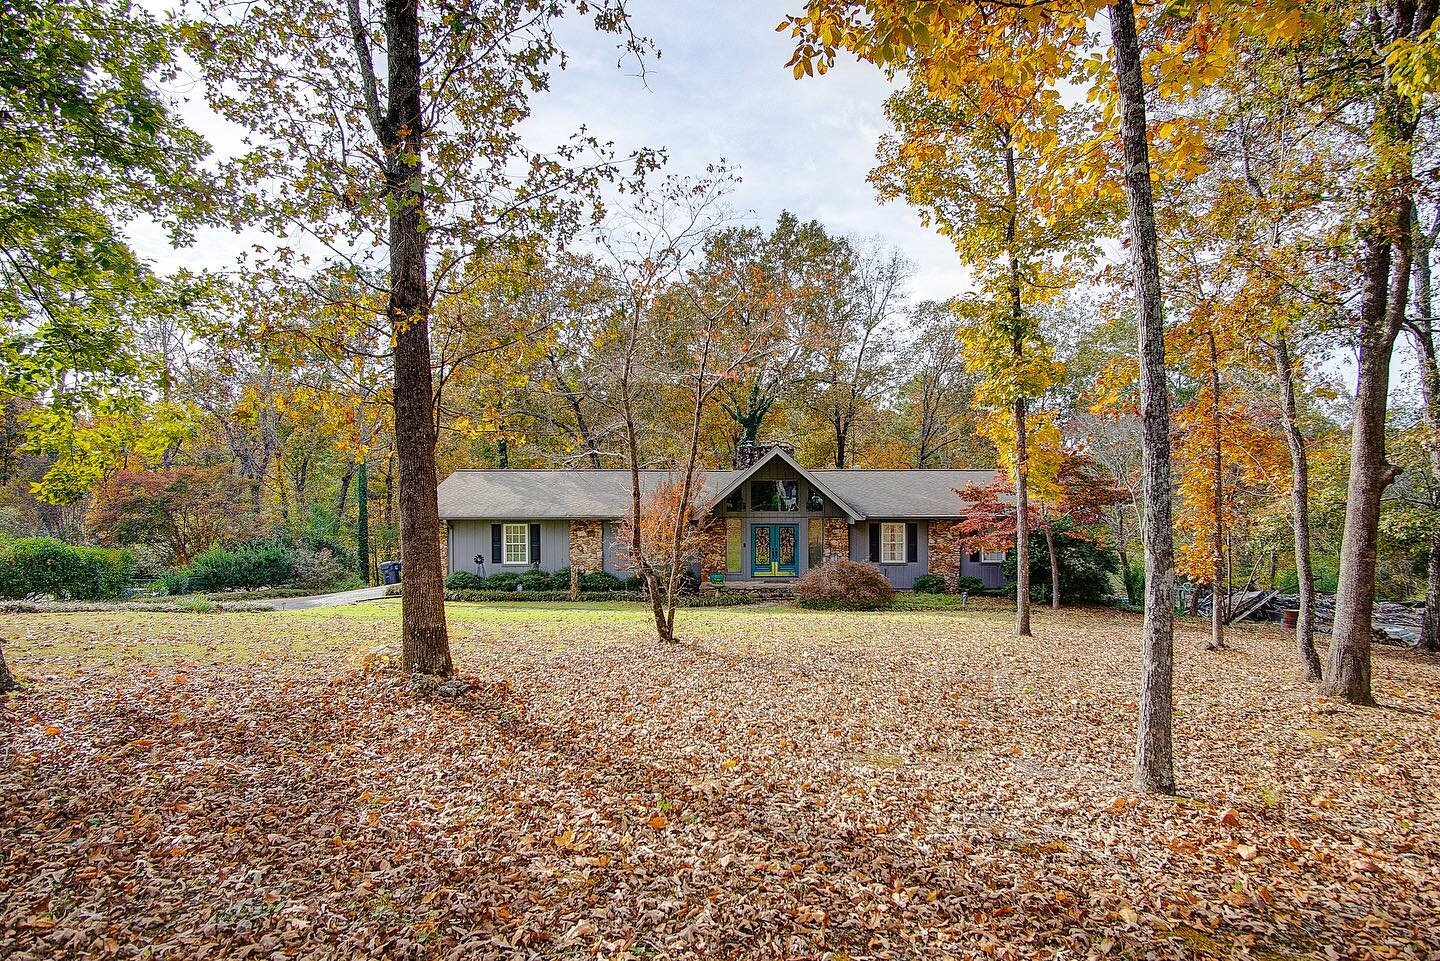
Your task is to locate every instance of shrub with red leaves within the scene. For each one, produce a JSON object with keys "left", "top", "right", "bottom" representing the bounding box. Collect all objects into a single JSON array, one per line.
[{"left": 796, "top": 558, "right": 895, "bottom": 610}]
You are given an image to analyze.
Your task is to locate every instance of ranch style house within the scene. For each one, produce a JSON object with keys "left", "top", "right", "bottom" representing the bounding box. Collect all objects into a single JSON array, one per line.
[{"left": 436, "top": 442, "right": 1007, "bottom": 590}]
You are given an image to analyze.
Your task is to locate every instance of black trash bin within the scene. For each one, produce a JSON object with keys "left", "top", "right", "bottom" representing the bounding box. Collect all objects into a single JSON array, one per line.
[{"left": 379, "top": 561, "right": 402, "bottom": 585}]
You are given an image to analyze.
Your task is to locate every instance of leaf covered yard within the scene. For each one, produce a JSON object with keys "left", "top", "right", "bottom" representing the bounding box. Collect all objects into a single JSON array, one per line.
[{"left": 2, "top": 601, "right": 1437, "bottom": 959}]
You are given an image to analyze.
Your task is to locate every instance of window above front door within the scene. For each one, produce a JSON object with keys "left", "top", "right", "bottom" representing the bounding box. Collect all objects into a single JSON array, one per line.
[{"left": 751, "top": 479, "right": 799, "bottom": 511}]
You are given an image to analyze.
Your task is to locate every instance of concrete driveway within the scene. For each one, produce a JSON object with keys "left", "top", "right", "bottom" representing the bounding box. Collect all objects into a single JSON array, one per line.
[{"left": 229, "top": 585, "right": 392, "bottom": 611}]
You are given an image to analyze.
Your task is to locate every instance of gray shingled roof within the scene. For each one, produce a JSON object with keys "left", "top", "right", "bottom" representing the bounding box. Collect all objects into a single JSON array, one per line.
[
  {"left": 437, "top": 469, "right": 734, "bottom": 520},
  {"left": 437, "top": 465, "right": 997, "bottom": 521},
  {"left": 812, "top": 469, "right": 998, "bottom": 518}
]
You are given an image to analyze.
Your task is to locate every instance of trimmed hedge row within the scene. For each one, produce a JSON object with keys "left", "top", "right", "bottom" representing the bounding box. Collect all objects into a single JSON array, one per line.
[
  {"left": 444, "top": 568, "right": 648, "bottom": 593},
  {"left": 0, "top": 538, "right": 134, "bottom": 601}
]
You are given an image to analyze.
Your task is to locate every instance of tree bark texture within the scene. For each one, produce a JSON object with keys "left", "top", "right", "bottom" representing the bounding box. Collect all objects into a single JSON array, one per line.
[
  {"left": 385, "top": 0, "right": 451, "bottom": 677},
  {"left": 1326, "top": 213, "right": 1411, "bottom": 705},
  {"left": 1273, "top": 334, "right": 1322, "bottom": 679},
  {"left": 1111, "top": 0, "right": 1176, "bottom": 794}
]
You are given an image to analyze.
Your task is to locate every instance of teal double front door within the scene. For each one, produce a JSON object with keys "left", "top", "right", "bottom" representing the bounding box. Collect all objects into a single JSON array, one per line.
[{"left": 751, "top": 523, "right": 799, "bottom": 577}]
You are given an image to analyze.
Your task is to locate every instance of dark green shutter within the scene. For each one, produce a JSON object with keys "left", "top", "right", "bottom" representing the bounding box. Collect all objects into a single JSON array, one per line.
[
  {"left": 530, "top": 523, "right": 541, "bottom": 564},
  {"left": 906, "top": 523, "right": 918, "bottom": 563},
  {"left": 868, "top": 523, "right": 880, "bottom": 562},
  {"left": 491, "top": 524, "right": 502, "bottom": 564}
]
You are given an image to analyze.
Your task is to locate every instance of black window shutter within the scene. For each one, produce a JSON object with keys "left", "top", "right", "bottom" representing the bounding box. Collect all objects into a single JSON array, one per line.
[
  {"left": 491, "top": 524, "right": 502, "bottom": 564},
  {"left": 906, "top": 523, "right": 918, "bottom": 563},
  {"left": 869, "top": 523, "right": 880, "bottom": 562},
  {"left": 530, "top": 523, "right": 541, "bottom": 564}
]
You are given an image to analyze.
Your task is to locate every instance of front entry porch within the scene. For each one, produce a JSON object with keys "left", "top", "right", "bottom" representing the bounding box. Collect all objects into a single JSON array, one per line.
[{"left": 750, "top": 522, "right": 800, "bottom": 578}]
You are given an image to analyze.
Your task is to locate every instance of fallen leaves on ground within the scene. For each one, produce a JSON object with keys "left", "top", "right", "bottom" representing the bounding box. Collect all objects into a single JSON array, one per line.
[{"left": 2, "top": 602, "right": 1438, "bottom": 959}]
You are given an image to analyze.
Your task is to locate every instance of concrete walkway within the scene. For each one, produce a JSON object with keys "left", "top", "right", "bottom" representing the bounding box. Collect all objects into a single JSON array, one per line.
[{"left": 228, "top": 585, "right": 392, "bottom": 611}]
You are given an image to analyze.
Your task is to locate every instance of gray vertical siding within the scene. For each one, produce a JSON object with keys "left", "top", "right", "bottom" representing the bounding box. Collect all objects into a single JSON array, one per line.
[
  {"left": 601, "top": 521, "right": 631, "bottom": 576},
  {"left": 959, "top": 552, "right": 1008, "bottom": 590},
  {"left": 848, "top": 521, "right": 929, "bottom": 589},
  {"left": 447, "top": 519, "right": 570, "bottom": 575}
]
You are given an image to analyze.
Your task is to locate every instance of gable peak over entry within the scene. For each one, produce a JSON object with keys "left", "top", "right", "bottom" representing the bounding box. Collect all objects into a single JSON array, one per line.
[{"left": 713, "top": 442, "right": 864, "bottom": 522}]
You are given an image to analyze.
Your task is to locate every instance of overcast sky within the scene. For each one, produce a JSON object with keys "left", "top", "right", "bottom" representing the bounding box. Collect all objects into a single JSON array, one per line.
[{"left": 132, "top": 0, "right": 968, "bottom": 305}]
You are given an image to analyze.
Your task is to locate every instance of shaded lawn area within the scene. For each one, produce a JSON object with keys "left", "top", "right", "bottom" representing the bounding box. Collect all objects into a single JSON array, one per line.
[{"left": 2, "top": 601, "right": 1437, "bottom": 960}]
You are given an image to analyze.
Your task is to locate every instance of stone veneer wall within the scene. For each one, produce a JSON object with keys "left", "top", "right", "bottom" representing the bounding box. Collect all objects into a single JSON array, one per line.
[
  {"left": 822, "top": 517, "right": 849, "bottom": 563},
  {"left": 568, "top": 520, "right": 603, "bottom": 572},
  {"left": 438, "top": 520, "right": 449, "bottom": 573},
  {"left": 927, "top": 519, "right": 966, "bottom": 588}
]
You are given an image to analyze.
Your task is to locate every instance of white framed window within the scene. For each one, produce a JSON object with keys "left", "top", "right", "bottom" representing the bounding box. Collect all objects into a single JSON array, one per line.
[
  {"left": 980, "top": 548, "right": 1005, "bottom": 564},
  {"left": 880, "top": 522, "right": 906, "bottom": 564},
  {"left": 502, "top": 523, "right": 530, "bottom": 565}
]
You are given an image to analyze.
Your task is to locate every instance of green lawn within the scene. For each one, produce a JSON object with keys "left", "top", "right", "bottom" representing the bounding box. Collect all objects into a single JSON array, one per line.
[{"left": 3, "top": 600, "right": 1437, "bottom": 959}]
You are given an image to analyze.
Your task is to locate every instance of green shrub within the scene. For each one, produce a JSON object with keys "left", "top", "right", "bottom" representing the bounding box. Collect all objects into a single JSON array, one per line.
[
  {"left": 912, "top": 573, "right": 947, "bottom": 594},
  {"left": 159, "top": 568, "right": 192, "bottom": 596},
  {"left": 188, "top": 541, "right": 295, "bottom": 592},
  {"left": 1121, "top": 559, "right": 1144, "bottom": 605},
  {"left": 546, "top": 566, "right": 574, "bottom": 591},
  {"left": 71, "top": 546, "right": 135, "bottom": 600},
  {"left": 445, "top": 571, "right": 486, "bottom": 590},
  {"left": 518, "top": 570, "right": 550, "bottom": 591},
  {"left": 795, "top": 559, "right": 895, "bottom": 611},
  {"left": 484, "top": 571, "right": 522, "bottom": 591},
  {"left": 0, "top": 538, "right": 132, "bottom": 600},
  {"left": 580, "top": 570, "right": 621, "bottom": 592},
  {"left": 1006, "top": 523, "right": 1119, "bottom": 604},
  {"left": 953, "top": 575, "right": 984, "bottom": 594},
  {"left": 619, "top": 575, "right": 644, "bottom": 592}
]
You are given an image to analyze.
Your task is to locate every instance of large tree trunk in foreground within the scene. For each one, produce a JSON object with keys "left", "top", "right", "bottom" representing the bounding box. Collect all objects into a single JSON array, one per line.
[
  {"left": 1111, "top": 0, "right": 1176, "bottom": 794},
  {"left": 0, "top": 643, "right": 17, "bottom": 693},
  {"left": 386, "top": 0, "right": 451, "bottom": 677},
  {"left": 1327, "top": 214, "right": 1411, "bottom": 705},
  {"left": 1273, "top": 333, "right": 1322, "bottom": 680}
]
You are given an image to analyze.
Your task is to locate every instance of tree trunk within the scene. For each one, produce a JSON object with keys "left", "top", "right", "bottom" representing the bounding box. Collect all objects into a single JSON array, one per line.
[
  {"left": 1207, "top": 331, "right": 1225, "bottom": 651},
  {"left": 1111, "top": 0, "right": 1176, "bottom": 794},
  {"left": 1043, "top": 524, "right": 1060, "bottom": 610},
  {"left": 834, "top": 418, "right": 848, "bottom": 469},
  {"left": 1003, "top": 141, "right": 1032, "bottom": 638},
  {"left": 1326, "top": 209, "right": 1411, "bottom": 704},
  {"left": 335, "top": 460, "right": 357, "bottom": 520},
  {"left": 356, "top": 459, "right": 370, "bottom": 585},
  {"left": 1409, "top": 216, "right": 1440, "bottom": 654},
  {"left": 1273, "top": 333, "right": 1322, "bottom": 680},
  {"left": 0, "top": 642, "right": 17, "bottom": 694},
  {"left": 385, "top": 0, "right": 451, "bottom": 677}
]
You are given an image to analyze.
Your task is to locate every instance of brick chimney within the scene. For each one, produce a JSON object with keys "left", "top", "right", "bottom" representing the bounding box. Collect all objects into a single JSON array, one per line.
[{"left": 734, "top": 440, "right": 794, "bottom": 469}]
